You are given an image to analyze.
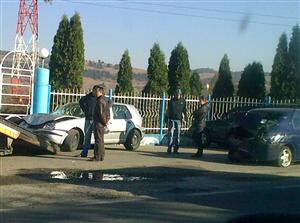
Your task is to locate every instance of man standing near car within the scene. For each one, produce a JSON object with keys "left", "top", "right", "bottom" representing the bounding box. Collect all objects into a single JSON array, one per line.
[
  {"left": 167, "top": 89, "right": 187, "bottom": 154},
  {"left": 91, "top": 85, "right": 110, "bottom": 161},
  {"left": 192, "top": 96, "right": 209, "bottom": 157},
  {"left": 79, "top": 85, "right": 98, "bottom": 157}
]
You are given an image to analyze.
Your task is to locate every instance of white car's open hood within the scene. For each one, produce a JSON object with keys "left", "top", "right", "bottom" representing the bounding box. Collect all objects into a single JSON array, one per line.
[{"left": 23, "top": 114, "right": 77, "bottom": 126}]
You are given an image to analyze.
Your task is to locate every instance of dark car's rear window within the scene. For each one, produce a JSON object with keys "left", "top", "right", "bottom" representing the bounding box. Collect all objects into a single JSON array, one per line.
[
  {"left": 242, "top": 111, "right": 289, "bottom": 130},
  {"left": 220, "top": 111, "right": 247, "bottom": 123}
]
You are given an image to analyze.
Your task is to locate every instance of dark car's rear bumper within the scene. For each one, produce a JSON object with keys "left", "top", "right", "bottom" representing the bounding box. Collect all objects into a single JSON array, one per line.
[{"left": 229, "top": 138, "right": 283, "bottom": 161}]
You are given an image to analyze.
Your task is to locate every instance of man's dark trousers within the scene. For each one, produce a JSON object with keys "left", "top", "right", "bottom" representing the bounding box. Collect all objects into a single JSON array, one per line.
[
  {"left": 194, "top": 130, "right": 204, "bottom": 156},
  {"left": 94, "top": 122, "right": 105, "bottom": 160}
]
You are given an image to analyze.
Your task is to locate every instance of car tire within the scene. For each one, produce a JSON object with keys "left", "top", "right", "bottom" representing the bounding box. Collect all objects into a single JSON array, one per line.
[
  {"left": 124, "top": 129, "right": 141, "bottom": 151},
  {"left": 277, "top": 146, "right": 293, "bottom": 168},
  {"left": 62, "top": 129, "right": 80, "bottom": 152}
]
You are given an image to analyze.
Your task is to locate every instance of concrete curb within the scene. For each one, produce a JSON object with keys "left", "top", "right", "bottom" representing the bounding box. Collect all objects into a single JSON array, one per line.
[{"left": 141, "top": 134, "right": 195, "bottom": 147}]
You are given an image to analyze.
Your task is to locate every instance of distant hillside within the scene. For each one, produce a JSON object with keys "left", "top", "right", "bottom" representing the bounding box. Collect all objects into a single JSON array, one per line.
[
  {"left": 192, "top": 68, "right": 271, "bottom": 94},
  {"left": 84, "top": 60, "right": 147, "bottom": 91},
  {"left": 1, "top": 50, "right": 270, "bottom": 93}
]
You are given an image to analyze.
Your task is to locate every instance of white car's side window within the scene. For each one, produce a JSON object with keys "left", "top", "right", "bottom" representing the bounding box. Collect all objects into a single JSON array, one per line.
[{"left": 112, "top": 105, "right": 132, "bottom": 120}]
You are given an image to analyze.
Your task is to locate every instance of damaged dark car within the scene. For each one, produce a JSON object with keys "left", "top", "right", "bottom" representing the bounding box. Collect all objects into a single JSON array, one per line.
[
  {"left": 228, "top": 108, "right": 300, "bottom": 167},
  {"left": 204, "top": 107, "right": 250, "bottom": 147}
]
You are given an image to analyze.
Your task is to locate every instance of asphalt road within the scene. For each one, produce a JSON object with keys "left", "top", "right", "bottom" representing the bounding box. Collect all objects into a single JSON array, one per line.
[{"left": 1, "top": 145, "right": 300, "bottom": 223}]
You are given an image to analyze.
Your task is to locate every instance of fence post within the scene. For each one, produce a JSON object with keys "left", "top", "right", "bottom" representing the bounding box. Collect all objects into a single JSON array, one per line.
[
  {"left": 207, "top": 94, "right": 212, "bottom": 121},
  {"left": 47, "top": 85, "right": 51, "bottom": 113},
  {"left": 159, "top": 92, "right": 166, "bottom": 142},
  {"left": 268, "top": 96, "right": 272, "bottom": 107},
  {"left": 109, "top": 89, "right": 113, "bottom": 101}
]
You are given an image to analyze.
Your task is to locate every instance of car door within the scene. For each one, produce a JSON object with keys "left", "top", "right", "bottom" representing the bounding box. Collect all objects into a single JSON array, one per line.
[
  {"left": 105, "top": 104, "right": 132, "bottom": 144},
  {"left": 290, "top": 110, "right": 300, "bottom": 159},
  {"left": 207, "top": 119, "right": 230, "bottom": 142}
]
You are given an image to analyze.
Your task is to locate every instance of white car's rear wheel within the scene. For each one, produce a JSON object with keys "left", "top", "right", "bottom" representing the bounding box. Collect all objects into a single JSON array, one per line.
[
  {"left": 62, "top": 129, "right": 80, "bottom": 152},
  {"left": 124, "top": 129, "right": 141, "bottom": 151}
]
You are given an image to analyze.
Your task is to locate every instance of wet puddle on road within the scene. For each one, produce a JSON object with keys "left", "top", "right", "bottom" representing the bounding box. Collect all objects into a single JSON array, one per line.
[{"left": 50, "top": 171, "right": 150, "bottom": 182}]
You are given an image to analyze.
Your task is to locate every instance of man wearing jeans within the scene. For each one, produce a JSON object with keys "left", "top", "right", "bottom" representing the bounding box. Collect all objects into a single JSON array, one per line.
[
  {"left": 79, "top": 85, "right": 98, "bottom": 157},
  {"left": 167, "top": 89, "right": 187, "bottom": 154}
]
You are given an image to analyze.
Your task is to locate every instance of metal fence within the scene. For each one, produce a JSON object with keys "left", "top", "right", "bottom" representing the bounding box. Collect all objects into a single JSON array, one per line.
[{"left": 50, "top": 89, "right": 300, "bottom": 133}]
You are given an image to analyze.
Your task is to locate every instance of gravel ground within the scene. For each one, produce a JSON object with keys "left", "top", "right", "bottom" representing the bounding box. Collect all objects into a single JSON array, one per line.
[{"left": 1, "top": 145, "right": 300, "bottom": 222}]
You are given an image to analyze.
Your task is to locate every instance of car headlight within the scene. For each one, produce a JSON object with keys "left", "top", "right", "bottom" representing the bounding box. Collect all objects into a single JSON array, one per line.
[
  {"left": 262, "top": 133, "right": 285, "bottom": 144},
  {"left": 43, "top": 122, "right": 56, "bottom": 130},
  {"left": 270, "top": 133, "right": 285, "bottom": 143}
]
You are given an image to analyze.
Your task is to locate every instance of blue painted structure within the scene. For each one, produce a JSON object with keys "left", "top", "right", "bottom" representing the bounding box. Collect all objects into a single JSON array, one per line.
[
  {"left": 32, "top": 68, "right": 51, "bottom": 114},
  {"left": 207, "top": 94, "right": 212, "bottom": 120},
  {"left": 159, "top": 92, "right": 166, "bottom": 141},
  {"left": 109, "top": 89, "right": 113, "bottom": 100}
]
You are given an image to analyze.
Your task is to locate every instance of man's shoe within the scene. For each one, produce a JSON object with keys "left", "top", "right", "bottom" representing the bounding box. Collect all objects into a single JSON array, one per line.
[
  {"left": 80, "top": 154, "right": 87, "bottom": 158},
  {"left": 192, "top": 152, "right": 203, "bottom": 158},
  {"left": 167, "top": 148, "right": 172, "bottom": 154},
  {"left": 89, "top": 156, "right": 104, "bottom": 161},
  {"left": 75, "top": 153, "right": 87, "bottom": 158},
  {"left": 173, "top": 150, "right": 179, "bottom": 154}
]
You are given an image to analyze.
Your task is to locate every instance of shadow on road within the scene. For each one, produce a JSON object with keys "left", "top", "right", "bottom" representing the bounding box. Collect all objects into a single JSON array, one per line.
[
  {"left": 2, "top": 164, "right": 300, "bottom": 222},
  {"left": 3, "top": 143, "right": 300, "bottom": 223}
]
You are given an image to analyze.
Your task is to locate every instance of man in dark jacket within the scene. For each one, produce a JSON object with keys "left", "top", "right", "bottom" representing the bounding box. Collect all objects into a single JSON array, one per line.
[
  {"left": 91, "top": 85, "right": 110, "bottom": 161},
  {"left": 192, "top": 96, "right": 209, "bottom": 157},
  {"left": 167, "top": 89, "right": 187, "bottom": 154},
  {"left": 79, "top": 85, "right": 98, "bottom": 157}
]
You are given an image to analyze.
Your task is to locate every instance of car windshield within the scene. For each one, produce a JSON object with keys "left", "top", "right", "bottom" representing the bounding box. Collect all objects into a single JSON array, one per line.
[
  {"left": 220, "top": 110, "right": 247, "bottom": 123},
  {"left": 52, "top": 103, "right": 84, "bottom": 118},
  {"left": 242, "top": 111, "right": 289, "bottom": 130}
]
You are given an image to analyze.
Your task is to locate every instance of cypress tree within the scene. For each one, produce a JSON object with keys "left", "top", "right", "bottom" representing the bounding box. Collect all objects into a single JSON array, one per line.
[
  {"left": 270, "top": 33, "right": 289, "bottom": 99},
  {"left": 49, "top": 15, "right": 70, "bottom": 90},
  {"left": 189, "top": 71, "right": 202, "bottom": 96},
  {"left": 143, "top": 43, "right": 168, "bottom": 94},
  {"left": 168, "top": 42, "right": 191, "bottom": 95},
  {"left": 115, "top": 50, "right": 134, "bottom": 93},
  {"left": 237, "top": 62, "right": 266, "bottom": 99},
  {"left": 49, "top": 13, "right": 85, "bottom": 90},
  {"left": 212, "top": 54, "right": 234, "bottom": 98},
  {"left": 67, "top": 12, "right": 85, "bottom": 89},
  {"left": 288, "top": 24, "right": 300, "bottom": 98}
]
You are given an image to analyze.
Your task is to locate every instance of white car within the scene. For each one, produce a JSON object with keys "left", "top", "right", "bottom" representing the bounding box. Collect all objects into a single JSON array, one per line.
[{"left": 14, "top": 102, "right": 144, "bottom": 152}]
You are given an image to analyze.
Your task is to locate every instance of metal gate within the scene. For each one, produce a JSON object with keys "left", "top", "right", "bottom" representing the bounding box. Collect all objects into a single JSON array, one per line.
[{"left": 0, "top": 50, "right": 34, "bottom": 115}]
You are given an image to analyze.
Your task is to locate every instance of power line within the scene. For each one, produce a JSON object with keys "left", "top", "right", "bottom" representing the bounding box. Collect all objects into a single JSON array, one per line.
[
  {"left": 128, "top": 1, "right": 299, "bottom": 20},
  {"left": 64, "top": 0, "right": 294, "bottom": 28}
]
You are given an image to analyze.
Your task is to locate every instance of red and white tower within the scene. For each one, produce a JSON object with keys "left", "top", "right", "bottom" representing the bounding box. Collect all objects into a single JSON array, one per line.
[
  {"left": 0, "top": 0, "right": 39, "bottom": 114},
  {"left": 13, "top": 0, "right": 38, "bottom": 74}
]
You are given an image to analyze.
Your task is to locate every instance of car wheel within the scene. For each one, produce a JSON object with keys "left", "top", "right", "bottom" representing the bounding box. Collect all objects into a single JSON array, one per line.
[
  {"left": 124, "top": 129, "right": 141, "bottom": 151},
  {"left": 62, "top": 129, "right": 80, "bottom": 152},
  {"left": 277, "top": 146, "right": 293, "bottom": 168}
]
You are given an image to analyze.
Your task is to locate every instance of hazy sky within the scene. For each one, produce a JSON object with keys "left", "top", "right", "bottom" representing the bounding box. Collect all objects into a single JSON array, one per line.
[{"left": 1, "top": 0, "right": 299, "bottom": 72}]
